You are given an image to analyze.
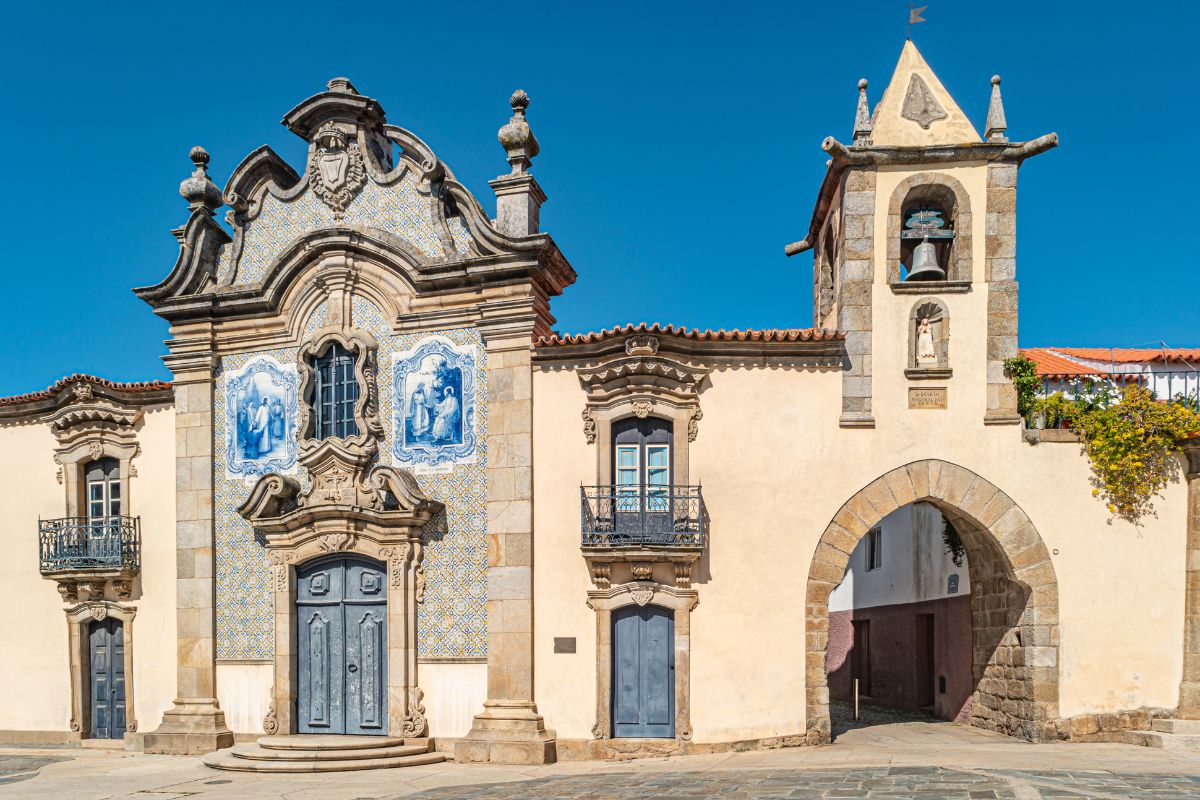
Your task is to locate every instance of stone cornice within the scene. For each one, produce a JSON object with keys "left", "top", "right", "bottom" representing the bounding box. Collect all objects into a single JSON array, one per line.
[
  {"left": 0, "top": 375, "right": 173, "bottom": 425},
  {"left": 784, "top": 133, "right": 1057, "bottom": 257},
  {"left": 534, "top": 325, "right": 845, "bottom": 369}
]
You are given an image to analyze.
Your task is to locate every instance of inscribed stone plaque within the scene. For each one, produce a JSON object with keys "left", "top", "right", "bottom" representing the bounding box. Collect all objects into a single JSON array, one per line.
[
  {"left": 909, "top": 387, "right": 948, "bottom": 409},
  {"left": 553, "top": 637, "right": 577, "bottom": 654}
]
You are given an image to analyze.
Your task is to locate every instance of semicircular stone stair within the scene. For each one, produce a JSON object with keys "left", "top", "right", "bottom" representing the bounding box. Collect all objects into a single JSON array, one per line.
[{"left": 202, "top": 735, "right": 446, "bottom": 773}]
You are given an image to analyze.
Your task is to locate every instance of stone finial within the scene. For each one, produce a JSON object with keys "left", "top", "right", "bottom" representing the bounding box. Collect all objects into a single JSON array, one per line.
[
  {"left": 326, "top": 77, "right": 360, "bottom": 95},
  {"left": 985, "top": 74, "right": 1008, "bottom": 143},
  {"left": 179, "top": 146, "right": 224, "bottom": 213},
  {"left": 852, "top": 78, "right": 873, "bottom": 146},
  {"left": 497, "top": 89, "right": 540, "bottom": 174}
]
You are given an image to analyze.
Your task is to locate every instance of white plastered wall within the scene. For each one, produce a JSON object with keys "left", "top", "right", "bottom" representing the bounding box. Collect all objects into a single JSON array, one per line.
[{"left": 0, "top": 405, "right": 179, "bottom": 735}]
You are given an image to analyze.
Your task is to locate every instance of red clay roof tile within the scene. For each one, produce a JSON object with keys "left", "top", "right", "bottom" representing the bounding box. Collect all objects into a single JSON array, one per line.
[{"left": 536, "top": 322, "right": 843, "bottom": 347}]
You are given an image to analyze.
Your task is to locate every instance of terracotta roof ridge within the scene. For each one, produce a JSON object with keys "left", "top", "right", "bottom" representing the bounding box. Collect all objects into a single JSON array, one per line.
[
  {"left": 0, "top": 373, "right": 173, "bottom": 406},
  {"left": 536, "top": 322, "right": 843, "bottom": 347}
]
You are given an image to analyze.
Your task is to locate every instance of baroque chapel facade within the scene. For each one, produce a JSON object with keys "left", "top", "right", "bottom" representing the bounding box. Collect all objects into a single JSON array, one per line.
[{"left": 1, "top": 43, "right": 1199, "bottom": 767}]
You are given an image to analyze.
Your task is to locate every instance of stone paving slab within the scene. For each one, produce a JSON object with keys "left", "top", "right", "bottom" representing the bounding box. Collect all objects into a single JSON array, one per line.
[{"left": 6, "top": 722, "right": 1200, "bottom": 799}]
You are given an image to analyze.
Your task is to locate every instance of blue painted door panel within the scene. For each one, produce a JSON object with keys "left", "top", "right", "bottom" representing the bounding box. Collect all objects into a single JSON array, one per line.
[
  {"left": 612, "top": 605, "right": 674, "bottom": 738},
  {"left": 297, "top": 557, "right": 387, "bottom": 735},
  {"left": 89, "top": 618, "right": 125, "bottom": 739}
]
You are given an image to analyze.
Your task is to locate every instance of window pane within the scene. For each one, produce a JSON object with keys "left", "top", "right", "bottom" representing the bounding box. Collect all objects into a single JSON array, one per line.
[
  {"left": 617, "top": 467, "right": 638, "bottom": 486},
  {"left": 89, "top": 483, "right": 103, "bottom": 501},
  {"left": 646, "top": 446, "right": 669, "bottom": 468},
  {"left": 109, "top": 482, "right": 121, "bottom": 500},
  {"left": 616, "top": 447, "right": 638, "bottom": 468},
  {"left": 647, "top": 467, "right": 669, "bottom": 486}
]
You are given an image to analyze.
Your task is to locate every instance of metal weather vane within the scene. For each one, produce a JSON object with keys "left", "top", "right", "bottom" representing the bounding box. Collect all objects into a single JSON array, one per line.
[{"left": 908, "top": 3, "right": 928, "bottom": 39}]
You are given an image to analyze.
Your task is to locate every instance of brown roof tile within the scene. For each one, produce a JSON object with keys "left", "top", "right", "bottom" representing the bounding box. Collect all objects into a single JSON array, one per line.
[
  {"left": 0, "top": 374, "right": 172, "bottom": 406},
  {"left": 536, "top": 323, "right": 843, "bottom": 347}
]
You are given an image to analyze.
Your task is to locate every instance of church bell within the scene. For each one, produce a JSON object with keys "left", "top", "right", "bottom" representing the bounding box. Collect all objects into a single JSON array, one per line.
[{"left": 906, "top": 238, "right": 946, "bottom": 282}]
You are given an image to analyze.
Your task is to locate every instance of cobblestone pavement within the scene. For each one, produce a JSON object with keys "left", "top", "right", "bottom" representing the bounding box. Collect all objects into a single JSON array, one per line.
[
  {"left": 394, "top": 766, "right": 1200, "bottom": 799},
  {"left": 5, "top": 722, "right": 1200, "bottom": 800}
]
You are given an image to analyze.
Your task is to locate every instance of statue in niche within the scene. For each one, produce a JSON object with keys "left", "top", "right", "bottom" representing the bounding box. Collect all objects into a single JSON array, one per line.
[{"left": 916, "top": 317, "right": 938, "bottom": 367}]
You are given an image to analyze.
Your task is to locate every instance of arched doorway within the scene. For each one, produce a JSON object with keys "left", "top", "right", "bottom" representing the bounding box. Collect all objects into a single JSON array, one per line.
[{"left": 805, "top": 460, "right": 1060, "bottom": 744}]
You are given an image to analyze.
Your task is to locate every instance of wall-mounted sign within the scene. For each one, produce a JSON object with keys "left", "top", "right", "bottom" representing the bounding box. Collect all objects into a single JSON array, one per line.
[
  {"left": 553, "top": 637, "right": 577, "bottom": 654},
  {"left": 909, "top": 387, "right": 948, "bottom": 409},
  {"left": 948, "top": 573, "right": 960, "bottom": 594}
]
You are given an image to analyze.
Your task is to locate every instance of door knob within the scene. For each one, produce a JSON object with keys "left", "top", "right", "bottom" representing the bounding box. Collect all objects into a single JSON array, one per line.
[{"left": 348, "top": 664, "right": 358, "bottom": 673}]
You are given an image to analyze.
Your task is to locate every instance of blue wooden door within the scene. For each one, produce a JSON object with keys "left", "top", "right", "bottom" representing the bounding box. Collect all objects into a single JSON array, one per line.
[
  {"left": 612, "top": 605, "right": 674, "bottom": 738},
  {"left": 297, "top": 557, "right": 387, "bottom": 735},
  {"left": 88, "top": 618, "right": 125, "bottom": 739}
]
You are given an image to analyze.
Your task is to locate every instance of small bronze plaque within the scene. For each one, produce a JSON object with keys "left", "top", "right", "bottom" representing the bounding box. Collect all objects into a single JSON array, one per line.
[
  {"left": 909, "top": 387, "right": 948, "bottom": 409},
  {"left": 553, "top": 637, "right": 576, "bottom": 654}
]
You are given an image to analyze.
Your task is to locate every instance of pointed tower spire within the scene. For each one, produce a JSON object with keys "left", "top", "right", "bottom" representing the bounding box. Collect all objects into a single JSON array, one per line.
[
  {"left": 852, "top": 79, "right": 873, "bottom": 147},
  {"left": 985, "top": 74, "right": 1008, "bottom": 142}
]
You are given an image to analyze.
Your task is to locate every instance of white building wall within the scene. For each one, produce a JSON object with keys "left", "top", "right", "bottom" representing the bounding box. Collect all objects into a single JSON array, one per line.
[{"left": 829, "top": 503, "right": 970, "bottom": 613}]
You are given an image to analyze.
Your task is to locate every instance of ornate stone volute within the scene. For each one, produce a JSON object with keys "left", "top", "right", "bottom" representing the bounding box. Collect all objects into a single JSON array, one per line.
[
  {"left": 179, "top": 147, "right": 224, "bottom": 213},
  {"left": 497, "top": 89, "right": 539, "bottom": 175}
]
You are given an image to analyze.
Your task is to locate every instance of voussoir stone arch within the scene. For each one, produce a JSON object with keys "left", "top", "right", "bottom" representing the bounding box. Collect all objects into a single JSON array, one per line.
[
  {"left": 886, "top": 172, "right": 974, "bottom": 283},
  {"left": 805, "top": 459, "right": 1059, "bottom": 745}
]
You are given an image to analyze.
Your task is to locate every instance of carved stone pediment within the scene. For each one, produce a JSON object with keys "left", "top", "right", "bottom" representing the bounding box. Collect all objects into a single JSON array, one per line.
[{"left": 577, "top": 355, "right": 710, "bottom": 404}]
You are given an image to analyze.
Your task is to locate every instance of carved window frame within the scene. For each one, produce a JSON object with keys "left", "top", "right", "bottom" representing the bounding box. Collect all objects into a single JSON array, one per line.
[
  {"left": 64, "top": 602, "right": 137, "bottom": 744},
  {"left": 905, "top": 297, "right": 952, "bottom": 380},
  {"left": 587, "top": 584, "right": 698, "bottom": 743},
  {"left": 296, "top": 327, "right": 384, "bottom": 449},
  {"left": 56, "top": 440, "right": 139, "bottom": 522},
  {"left": 588, "top": 399, "right": 696, "bottom": 488}
]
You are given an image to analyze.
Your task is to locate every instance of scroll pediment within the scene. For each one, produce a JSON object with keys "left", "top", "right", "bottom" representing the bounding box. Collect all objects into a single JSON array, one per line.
[{"left": 577, "top": 354, "right": 710, "bottom": 403}]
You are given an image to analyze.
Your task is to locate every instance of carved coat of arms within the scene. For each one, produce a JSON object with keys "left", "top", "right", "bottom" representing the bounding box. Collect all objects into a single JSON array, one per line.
[{"left": 309, "top": 123, "right": 366, "bottom": 217}]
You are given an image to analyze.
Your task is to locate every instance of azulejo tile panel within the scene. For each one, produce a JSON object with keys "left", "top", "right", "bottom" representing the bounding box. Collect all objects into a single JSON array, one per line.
[
  {"left": 231, "top": 174, "right": 478, "bottom": 286},
  {"left": 392, "top": 337, "right": 479, "bottom": 472},
  {"left": 214, "top": 346, "right": 298, "bottom": 661},
  {"left": 223, "top": 356, "right": 299, "bottom": 480},
  {"left": 352, "top": 296, "right": 488, "bottom": 659},
  {"left": 213, "top": 296, "right": 488, "bottom": 661}
]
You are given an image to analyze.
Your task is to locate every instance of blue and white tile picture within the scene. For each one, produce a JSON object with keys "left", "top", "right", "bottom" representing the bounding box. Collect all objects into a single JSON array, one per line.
[
  {"left": 225, "top": 356, "right": 299, "bottom": 479},
  {"left": 393, "top": 337, "right": 478, "bottom": 471}
]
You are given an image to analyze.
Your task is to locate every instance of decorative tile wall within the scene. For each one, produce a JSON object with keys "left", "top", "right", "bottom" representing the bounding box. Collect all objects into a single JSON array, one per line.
[
  {"left": 231, "top": 175, "right": 477, "bottom": 285},
  {"left": 213, "top": 296, "right": 488, "bottom": 661}
]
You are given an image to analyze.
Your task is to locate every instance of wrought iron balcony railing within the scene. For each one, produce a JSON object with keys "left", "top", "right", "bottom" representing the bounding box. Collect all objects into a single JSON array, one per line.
[
  {"left": 39, "top": 516, "right": 141, "bottom": 575},
  {"left": 581, "top": 486, "right": 706, "bottom": 548}
]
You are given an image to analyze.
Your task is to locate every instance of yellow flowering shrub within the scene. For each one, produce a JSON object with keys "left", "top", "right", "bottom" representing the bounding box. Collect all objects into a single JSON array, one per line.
[{"left": 1070, "top": 385, "right": 1200, "bottom": 524}]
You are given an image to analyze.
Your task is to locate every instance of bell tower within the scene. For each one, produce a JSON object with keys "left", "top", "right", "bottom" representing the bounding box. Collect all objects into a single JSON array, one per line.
[{"left": 787, "top": 41, "right": 1056, "bottom": 428}]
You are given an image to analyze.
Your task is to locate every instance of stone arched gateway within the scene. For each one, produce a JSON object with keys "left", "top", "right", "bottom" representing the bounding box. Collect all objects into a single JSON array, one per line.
[{"left": 805, "top": 459, "right": 1059, "bottom": 744}]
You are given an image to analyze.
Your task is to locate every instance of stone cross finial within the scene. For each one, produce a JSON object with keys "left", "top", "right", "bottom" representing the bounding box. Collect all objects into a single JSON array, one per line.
[
  {"left": 497, "top": 89, "right": 540, "bottom": 174},
  {"left": 985, "top": 75, "right": 1008, "bottom": 143},
  {"left": 852, "top": 78, "right": 873, "bottom": 146},
  {"left": 179, "top": 146, "right": 224, "bottom": 213}
]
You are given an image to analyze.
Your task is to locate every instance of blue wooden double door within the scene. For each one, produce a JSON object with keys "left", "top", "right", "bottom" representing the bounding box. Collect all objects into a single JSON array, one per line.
[
  {"left": 89, "top": 618, "right": 125, "bottom": 739},
  {"left": 612, "top": 605, "right": 675, "bottom": 738},
  {"left": 297, "top": 556, "right": 387, "bottom": 735}
]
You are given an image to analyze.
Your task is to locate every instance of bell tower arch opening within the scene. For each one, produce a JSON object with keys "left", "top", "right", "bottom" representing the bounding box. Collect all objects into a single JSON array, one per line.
[{"left": 806, "top": 460, "right": 1060, "bottom": 744}]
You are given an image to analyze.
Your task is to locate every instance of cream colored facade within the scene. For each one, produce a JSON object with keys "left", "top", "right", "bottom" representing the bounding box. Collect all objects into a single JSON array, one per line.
[{"left": 0, "top": 42, "right": 1197, "bottom": 764}]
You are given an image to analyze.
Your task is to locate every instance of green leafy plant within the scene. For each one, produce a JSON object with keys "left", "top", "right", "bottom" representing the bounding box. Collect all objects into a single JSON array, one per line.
[
  {"left": 1004, "top": 355, "right": 1041, "bottom": 419},
  {"left": 942, "top": 517, "right": 965, "bottom": 567},
  {"left": 1069, "top": 385, "right": 1200, "bottom": 524},
  {"left": 1030, "top": 392, "right": 1081, "bottom": 429}
]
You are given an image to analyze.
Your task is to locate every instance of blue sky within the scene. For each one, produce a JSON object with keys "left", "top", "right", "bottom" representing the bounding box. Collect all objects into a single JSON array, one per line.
[{"left": 0, "top": 1, "right": 1194, "bottom": 394}]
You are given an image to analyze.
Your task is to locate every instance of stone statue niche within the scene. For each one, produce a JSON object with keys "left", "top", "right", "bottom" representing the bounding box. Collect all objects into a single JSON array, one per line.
[{"left": 907, "top": 299, "right": 950, "bottom": 375}]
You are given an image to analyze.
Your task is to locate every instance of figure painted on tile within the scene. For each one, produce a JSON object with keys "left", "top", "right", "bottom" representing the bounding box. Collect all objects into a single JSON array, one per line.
[
  {"left": 404, "top": 353, "right": 464, "bottom": 447},
  {"left": 409, "top": 384, "right": 432, "bottom": 438},
  {"left": 432, "top": 386, "right": 461, "bottom": 442},
  {"left": 251, "top": 398, "right": 273, "bottom": 456},
  {"left": 917, "top": 317, "right": 938, "bottom": 366},
  {"left": 270, "top": 397, "right": 285, "bottom": 441}
]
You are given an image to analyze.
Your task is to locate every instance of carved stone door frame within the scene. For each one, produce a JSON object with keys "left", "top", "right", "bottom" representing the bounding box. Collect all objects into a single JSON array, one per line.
[
  {"left": 264, "top": 526, "right": 426, "bottom": 739},
  {"left": 587, "top": 583, "right": 697, "bottom": 743},
  {"left": 65, "top": 602, "right": 137, "bottom": 744}
]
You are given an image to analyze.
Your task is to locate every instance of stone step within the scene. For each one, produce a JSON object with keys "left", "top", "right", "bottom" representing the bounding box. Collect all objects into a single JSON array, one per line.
[
  {"left": 256, "top": 734, "right": 410, "bottom": 751},
  {"left": 231, "top": 742, "right": 430, "bottom": 761},
  {"left": 1126, "top": 730, "right": 1200, "bottom": 751},
  {"left": 202, "top": 749, "right": 445, "bottom": 773},
  {"left": 1153, "top": 719, "right": 1200, "bottom": 735}
]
